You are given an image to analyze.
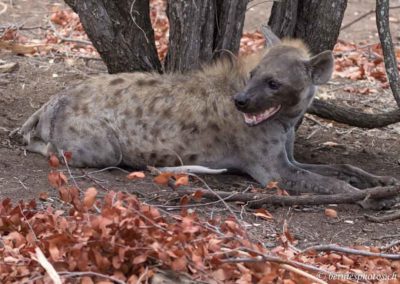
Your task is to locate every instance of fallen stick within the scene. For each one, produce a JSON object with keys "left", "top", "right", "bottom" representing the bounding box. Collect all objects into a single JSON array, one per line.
[
  {"left": 157, "top": 165, "right": 227, "bottom": 174},
  {"left": 302, "top": 244, "right": 400, "bottom": 260},
  {"left": 177, "top": 185, "right": 400, "bottom": 208},
  {"left": 34, "top": 247, "right": 62, "bottom": 284}
]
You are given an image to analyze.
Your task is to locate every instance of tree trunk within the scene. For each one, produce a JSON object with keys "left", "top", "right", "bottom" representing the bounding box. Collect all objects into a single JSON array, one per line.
[
  {"left": 165, "top": 0, "right": 216, "bottom": 72},
  {"left": 376, "top": 0, "right": 400, "bottom": 107},
  {"left": 165, "top": 0, "right": 248, "bottom": 72},
  {"left": 268, "top": 0, "right": 347, "bottom": 54},
  {"left": 64, "top": 0, "right": 161, "bottom": 74}
]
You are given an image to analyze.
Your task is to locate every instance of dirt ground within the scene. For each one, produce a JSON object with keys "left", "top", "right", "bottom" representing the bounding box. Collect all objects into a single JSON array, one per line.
[{"left": 1, "top": 0, "right": 400, "bottom": 249}]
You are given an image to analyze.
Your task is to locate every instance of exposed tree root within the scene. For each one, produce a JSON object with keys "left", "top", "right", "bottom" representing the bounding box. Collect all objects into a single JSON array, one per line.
[{"left": 307, "top": 99, "right": 400, "bottom": 128}]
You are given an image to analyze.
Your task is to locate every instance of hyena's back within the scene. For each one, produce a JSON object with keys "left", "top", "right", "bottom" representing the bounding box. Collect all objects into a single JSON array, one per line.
[{"left": 20, "top": 70, "right": 244, "bottom": 169}]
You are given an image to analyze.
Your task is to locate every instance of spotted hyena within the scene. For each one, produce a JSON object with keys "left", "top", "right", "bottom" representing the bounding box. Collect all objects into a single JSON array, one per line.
[{"left": 16, "top": 37, "right": 397, "bottom": 206}]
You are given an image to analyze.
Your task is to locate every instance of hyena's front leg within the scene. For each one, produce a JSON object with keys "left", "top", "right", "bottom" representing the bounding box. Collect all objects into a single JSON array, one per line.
[
  {"left": 285, "top": 129, "right": 399, "bottom": 188},
  {"left": 290, "top": 163, "right": 398, "bottom": 189},
  {"left": 247, "top": 160, "right": 362, "bottom": 195}
]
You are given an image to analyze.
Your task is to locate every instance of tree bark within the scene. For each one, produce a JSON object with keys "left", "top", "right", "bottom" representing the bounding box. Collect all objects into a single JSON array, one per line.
[
  {"left": 268, "top": 0, "right": 347, "bottom": 54},
  {"left": 165, "top": 0, "right": 215, "bottom": 72},
  {"left": 165, "top": 0, "right": 248, "bottom": 72},
  {"left": 213, "top": 0, "right": 248, "bottom": 57},
  {"left": 64, "top": 0, "right": 161, "bottom": 74},
  {"left": 376, "top": 0, "right": 400, "bottom": 107}
]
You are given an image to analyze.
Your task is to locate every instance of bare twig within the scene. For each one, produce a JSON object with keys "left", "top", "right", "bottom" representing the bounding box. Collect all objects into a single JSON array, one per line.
[
  {"left": 176, "top": 185, "right": 400, "bottom": 208},
  {"left": 58, "top": 271, "right": 126, "bottom": 284},
  {"left": 376, "top": 1, "right": 400, "bottom": 107},
  {"left": 19, "top": 204, "right": 38, "bottom": 242},
  {"left": 157, "top": 165, "right": 227, "bottom": 174},
  {"left": 365, "top": 210, "right": 400, "bottom": 222},
  {"left": 14, "top": 177, "right": 29, "bottom": 191},
  {"left": 0, "top": 1, "right": 7, "bottom": 15},
  {"left": 380, "top": 240, "right": 400, "bottom": 250},
  {"left": 129, "top": 0, "right": 149, "bottom": 44},
  {"left": 302, "top": 244, "right": 400, "bottom": 260},
  {"left": 341, "top": 5, "right": 400, "bottom": 30},
  {"left": 187, "top": 173, "right": 242, "bottom": 225},
  {"left": 48, "top": 20, "right": 92, "bottom": 46},
  {"left": 60, "top": 150, "right": 79, "bottom": 190},
  {"left": 224, "top": 247, "right": 339, "bottom": 279},
  {"left": 341, "top": 9, "right": 375, "bottom": 31},
  {"left": 281, "top": 264, "right": 327, "bottom": 284},
  {"left": 34, "top": 247, "right": 62, "bottom": 284}
]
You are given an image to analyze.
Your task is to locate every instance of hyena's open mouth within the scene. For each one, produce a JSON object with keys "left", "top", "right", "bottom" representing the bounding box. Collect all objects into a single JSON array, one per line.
[{"left": 243, "top": 105, "right": 281, "bottom": 126}]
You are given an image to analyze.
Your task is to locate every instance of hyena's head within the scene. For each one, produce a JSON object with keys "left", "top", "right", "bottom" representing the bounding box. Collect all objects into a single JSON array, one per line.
[{"left": 234, "top": 41, "right": 334, "bottom": 126}]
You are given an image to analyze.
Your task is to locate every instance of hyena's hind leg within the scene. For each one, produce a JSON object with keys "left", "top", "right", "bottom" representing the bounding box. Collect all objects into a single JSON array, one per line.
[
  {"left": 25, "top": 138, "right": 54, "bottom": 157},
  {"left": 285, "top": 129, "right": 399, "bottom": 189}
]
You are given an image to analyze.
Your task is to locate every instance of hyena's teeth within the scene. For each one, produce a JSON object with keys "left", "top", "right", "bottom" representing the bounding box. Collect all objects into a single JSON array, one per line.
[{"left": 243, "top": 105, "right": 281, "bottom": 126}]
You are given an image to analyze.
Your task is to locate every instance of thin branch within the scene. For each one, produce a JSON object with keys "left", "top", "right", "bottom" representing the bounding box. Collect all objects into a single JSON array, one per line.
[
  {"left": 19, "top": 205, "right": 38, "bottom": 242},
  {"left": 225, "top": 247, "right": 340, "bottom": 278},
  {"left": 0, "top": 1, "right": 7, "bottom": 15},
  {"left": 129, "top": 0, "right": 149, "bottom": 44},
  {"left": 157, "top": 165, "right": 227, "bottom": 174},
  {"left": 376, "top": 0, "right": 400, "bottom": 107},
  {"left": 281, "top": 264, "right": 327, "bottom": 284},
  {"left": 177, "top": 185, "right": 400, "bottom": 208},
  {"left": 380, "top": 240, "right": 400, "bottom": 250},
  {"left": 341, "top": 9, "right": 374, "bottom": 30},
  {"left": 58, "top": 271, "right": 126, "bottom": 284},
  {"left": 34, "top": 247, "right": 62, "bottom": 284},
  {"left": 187, "top": 173, "right": 243, "bottom": 226},
  {"left": 48, "top": 20, "right": 92, "bottom": 46},
  {"left": 61, "top": 150, "right": 80, "bottom": 190},
  {"left": 302, "top": 244, "right": 400, "bottom": 260},
  {"left": 341, "top": 5, "right": 400, "bottom": 30}
]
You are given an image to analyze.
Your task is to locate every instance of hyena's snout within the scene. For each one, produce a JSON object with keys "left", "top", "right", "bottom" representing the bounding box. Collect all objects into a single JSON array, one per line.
[{"left": 233, "top": 92, "right": 250, "bottom": 110}]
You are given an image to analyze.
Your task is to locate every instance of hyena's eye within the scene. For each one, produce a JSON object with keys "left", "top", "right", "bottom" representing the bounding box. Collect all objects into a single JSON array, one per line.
[{"left": 267, "top": 79, "right": 281, "bottom": 90}]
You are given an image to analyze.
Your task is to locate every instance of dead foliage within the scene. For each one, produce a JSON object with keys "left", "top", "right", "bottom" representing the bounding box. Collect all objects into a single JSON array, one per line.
[{"left": 0, "top": 155, "right": 399, "bottom": 283}]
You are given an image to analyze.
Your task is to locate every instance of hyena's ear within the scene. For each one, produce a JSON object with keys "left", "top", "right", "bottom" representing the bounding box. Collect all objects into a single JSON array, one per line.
[
  {"left": 306, "top": 50, "right": 334, "bottom": 85},
  {"left": 261, "top": 24, "right": 281, "bottom": 47}
]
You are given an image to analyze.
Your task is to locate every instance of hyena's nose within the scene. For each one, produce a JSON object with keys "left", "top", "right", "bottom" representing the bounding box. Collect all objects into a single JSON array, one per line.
[{"left": 234, "top": 93, "right": 249, "bottom": 109}]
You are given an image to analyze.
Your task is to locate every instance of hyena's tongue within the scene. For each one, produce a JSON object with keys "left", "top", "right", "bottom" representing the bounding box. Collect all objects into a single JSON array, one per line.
[{"left": 243, "top": 105, "right": 281, "bottom": 126}]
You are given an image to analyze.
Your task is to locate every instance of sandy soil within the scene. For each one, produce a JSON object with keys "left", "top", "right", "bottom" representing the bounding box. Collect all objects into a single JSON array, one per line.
[{"left": 1, "top": 0, "right": 400, "bottom": 248}]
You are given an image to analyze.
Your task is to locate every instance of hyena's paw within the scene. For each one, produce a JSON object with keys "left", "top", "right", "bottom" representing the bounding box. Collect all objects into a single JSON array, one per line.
[
  {"left": 372, "top": 176, "right": 399, "bottom": 187},
  {"left": 358, "top": 196, "right": 399, "bottom": 210},
  {"left": 355, "top": 175, "right": 399, "bottom": 189}
]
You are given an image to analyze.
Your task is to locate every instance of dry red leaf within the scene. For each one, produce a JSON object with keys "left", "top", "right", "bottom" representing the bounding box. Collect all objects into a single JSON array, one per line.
[
  {"left": 175, "top": 175, "right": 189, "bottom": 187},
  {"left": 39, "top": 192, "right": 49, "bottom": 201},
  {"left": 127, "top": 171, "right": 146, "bottom": 180},
  {"left": 171, "top": 256, "right": 187, "bottom": 271},
  {"left": 325, "top": 208, "right": 338, "bottom": 218},
  {"left": 192, "top": 190, "right": 203, "bottom": 201},
  {"left": 48, "top": 171, "right": 67, "bottom": 188},
  {"left": 253, "top": 208, "right": 273, "bottom": 220},
  {"left": 48, "top": 154, "right": 60, "bottom": 168},
  {"left": 154, "top": 173, "right": 172, "bottom": 185},
  {"left": 180, "top": 195, "right": 190, "bottom": 206},
  {"left": 133, "top": 254, "right": 148, "bottom": 265},
  {"left": 63, "top": 151, "right": 73, "bottom": 161},
  {"left": 83, "top": 187, "right": 98, "bottom": 209}
]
